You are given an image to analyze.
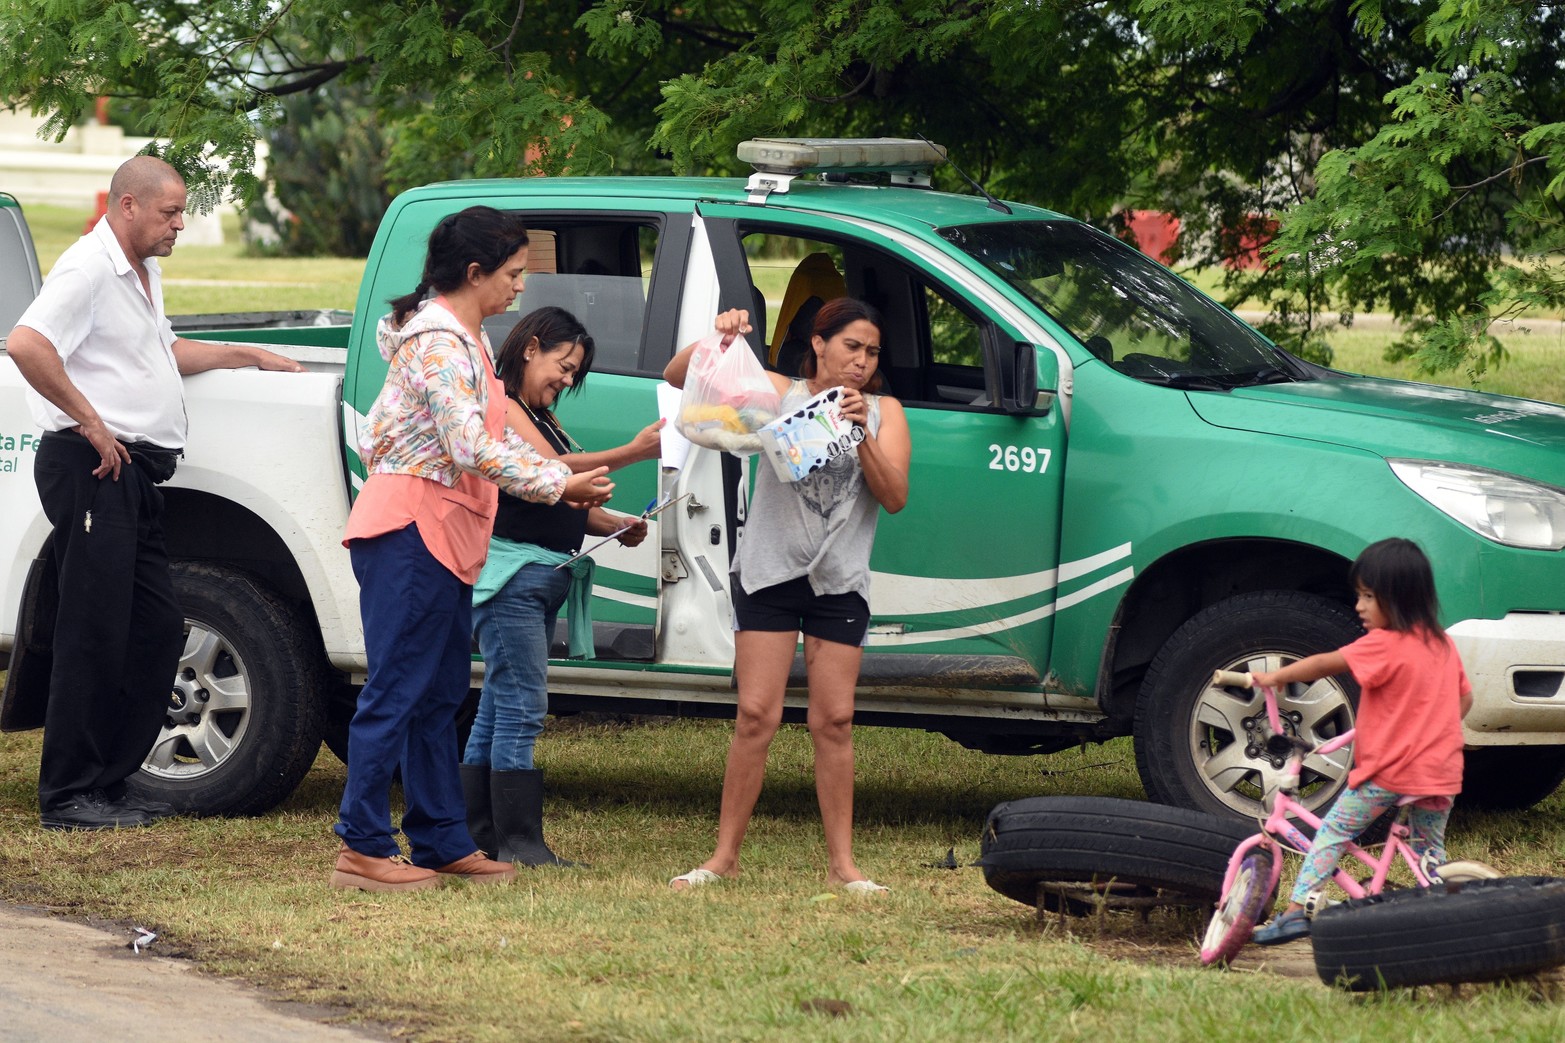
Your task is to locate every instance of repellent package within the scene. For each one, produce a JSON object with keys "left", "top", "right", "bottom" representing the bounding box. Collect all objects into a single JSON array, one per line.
[{"left": 757, "top": 385, "right": 865, "bottom": 482}]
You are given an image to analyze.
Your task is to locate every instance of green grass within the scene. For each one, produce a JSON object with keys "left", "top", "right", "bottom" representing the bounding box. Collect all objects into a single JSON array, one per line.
[
  {"left": 4, "top": 715, "right": 1565, "bottom": 1041},
  {"left": 1324, "top": 325, "right": 1565, "bottom": 404},
  {"left": 11, "top": 202, "right": 1565, "bottom": 1037},
  {"left": 22, "top": 202, "right": 365, "bottom": 315}
]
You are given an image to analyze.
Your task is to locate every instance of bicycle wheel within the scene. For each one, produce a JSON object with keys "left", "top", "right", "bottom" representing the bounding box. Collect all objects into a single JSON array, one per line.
[
  {"left": 1199, "top": 850, "right": 1275, "bottom": 966},
  {"left": 1313, "top": 876, "right": 1565, "bottom": 990}
]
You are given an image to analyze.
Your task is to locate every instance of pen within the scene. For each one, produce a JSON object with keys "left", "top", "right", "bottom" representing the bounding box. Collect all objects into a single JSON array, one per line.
[{"left": 553, "top": 493, "right": 691, "bottom": 569}]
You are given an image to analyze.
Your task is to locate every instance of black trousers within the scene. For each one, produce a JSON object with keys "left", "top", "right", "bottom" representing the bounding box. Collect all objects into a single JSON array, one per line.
[{"left": 33, "top": 431, "right": 184, "bottom": 812}]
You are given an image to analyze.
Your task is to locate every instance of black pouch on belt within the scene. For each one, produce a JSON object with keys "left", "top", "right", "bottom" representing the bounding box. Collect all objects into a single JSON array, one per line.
[{"left": 126, "top": 441, "right": 182, "bottom": 484}]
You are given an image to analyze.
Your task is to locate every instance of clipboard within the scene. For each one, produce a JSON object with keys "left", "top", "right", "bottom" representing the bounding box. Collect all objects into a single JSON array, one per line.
[{"left": 554, "top": 493, "right": 691, "bottom": 569}]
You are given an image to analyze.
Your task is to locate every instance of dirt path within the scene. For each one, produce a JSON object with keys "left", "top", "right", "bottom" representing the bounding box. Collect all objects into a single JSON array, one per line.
[{"left": 0, "top": 902, "right": 391, "bottom": 1042}]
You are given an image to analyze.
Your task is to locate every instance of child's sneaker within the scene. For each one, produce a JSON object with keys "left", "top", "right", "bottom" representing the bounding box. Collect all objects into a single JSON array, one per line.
[
  {"left": 1252, "top": 907, "right": 1310, "bottom": 945},
  {"left": 1418, "top": 850, "right": 1445, "bottom": 884}
]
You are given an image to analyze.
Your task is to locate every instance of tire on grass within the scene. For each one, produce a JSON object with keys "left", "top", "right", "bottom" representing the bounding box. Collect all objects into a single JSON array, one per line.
[
  {"left": 1312, "top": 876, "right": 1565, "bottom": 990},
  {"left": 980, "top": 795, "right": 1259, "bottom": 914}
]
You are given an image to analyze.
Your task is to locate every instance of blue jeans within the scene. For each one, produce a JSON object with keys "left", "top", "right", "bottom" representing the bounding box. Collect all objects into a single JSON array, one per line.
[{"left": 463, "top": 563, "right": 570, "bottom": 771}]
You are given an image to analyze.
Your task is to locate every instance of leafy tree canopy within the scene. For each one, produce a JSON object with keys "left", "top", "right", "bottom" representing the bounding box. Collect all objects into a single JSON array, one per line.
[{"left": 0, "top": 0, "right": 1558, "bottom": 375}]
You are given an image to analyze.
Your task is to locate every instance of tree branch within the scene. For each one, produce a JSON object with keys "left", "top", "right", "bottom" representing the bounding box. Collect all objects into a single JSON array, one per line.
[
  {"left": 495, "top": 0, "right": 525, "bottom": 73},
  {"left": 646, "top": 13, "right": 753, "bottom": 52},
  {"left": 252, "top": 60, "right": 363, "bottom": 102},
  {"left": 805, "top": 64, "right": 876, "bottom": 104},
  {"left": 1428, "top": 156, "right": 1549, "bottom": 226},
  {"left": 1451, "top": 154, "right": 1548, "bottom": 192}
]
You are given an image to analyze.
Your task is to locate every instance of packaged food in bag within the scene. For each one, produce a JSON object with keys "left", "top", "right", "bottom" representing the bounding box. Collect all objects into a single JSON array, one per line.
[{"left": 675, "top": 332, "right": 780, "bottom": 455}]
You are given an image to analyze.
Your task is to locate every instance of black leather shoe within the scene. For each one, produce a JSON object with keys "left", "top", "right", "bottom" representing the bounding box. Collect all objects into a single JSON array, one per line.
[{"left": 40, "top": 789, "right": 154, "bottom": 831}]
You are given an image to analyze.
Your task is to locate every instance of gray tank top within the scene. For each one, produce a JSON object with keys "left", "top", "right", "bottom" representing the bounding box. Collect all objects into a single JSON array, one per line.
[{"left": 734, "top": 380, "right": 883, "bottom": 601}]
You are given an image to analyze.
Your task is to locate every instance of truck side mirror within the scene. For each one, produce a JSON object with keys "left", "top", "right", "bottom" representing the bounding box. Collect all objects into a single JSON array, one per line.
[{"left": 999, "top": 342, "right": 1057, "bottom": 416}]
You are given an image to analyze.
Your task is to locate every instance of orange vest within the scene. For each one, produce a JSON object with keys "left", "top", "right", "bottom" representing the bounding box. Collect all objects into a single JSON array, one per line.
[{"left": 344, "top": 347, "right": 505, "bottom": 585}]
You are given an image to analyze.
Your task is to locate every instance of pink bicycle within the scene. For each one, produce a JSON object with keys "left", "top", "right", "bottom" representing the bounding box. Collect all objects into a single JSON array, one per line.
[{"left": 1198, "top": 669, "right": 1498, "bottom": 967}]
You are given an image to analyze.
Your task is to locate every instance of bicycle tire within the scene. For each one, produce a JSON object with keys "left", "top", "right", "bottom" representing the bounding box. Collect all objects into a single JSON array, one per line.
[
  {"left": 979, "top": 796, "right": 1258, "bottom": 913},
  {"left": 1312, "top": 876, "right": 1565, "bottom": 990},
  {"left": 1199, "top": 850, "right": 1274, "bottom": 966}
]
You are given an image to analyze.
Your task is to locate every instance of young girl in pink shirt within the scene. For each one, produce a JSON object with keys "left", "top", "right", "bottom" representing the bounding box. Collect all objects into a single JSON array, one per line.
[{"left": 1248, "top": 537, "right": 1473, "bottom": 944}]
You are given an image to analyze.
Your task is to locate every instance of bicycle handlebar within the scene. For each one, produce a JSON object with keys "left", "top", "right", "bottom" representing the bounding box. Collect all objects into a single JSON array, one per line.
[{"left": 1212, "top": 669, "right": 1357, "bottom": 762}]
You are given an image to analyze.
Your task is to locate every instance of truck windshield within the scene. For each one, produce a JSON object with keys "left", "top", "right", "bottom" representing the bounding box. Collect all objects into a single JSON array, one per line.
[{"left": 939, "top": 220, "right": 1307, "bottom": 390}]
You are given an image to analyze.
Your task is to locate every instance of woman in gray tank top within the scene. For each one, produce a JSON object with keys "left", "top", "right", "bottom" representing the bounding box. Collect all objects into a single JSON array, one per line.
[{"left": 664, "top": 298, "right": 912, "bottom": 894}]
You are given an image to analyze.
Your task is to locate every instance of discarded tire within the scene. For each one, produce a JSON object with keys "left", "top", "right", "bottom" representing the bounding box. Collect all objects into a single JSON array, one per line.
[
  {"left": 980, "top": 795, "right": 1259, "bottom": 914},
  {"left": 1312, "top": 876, "right": 1565, "bottom": 990}
]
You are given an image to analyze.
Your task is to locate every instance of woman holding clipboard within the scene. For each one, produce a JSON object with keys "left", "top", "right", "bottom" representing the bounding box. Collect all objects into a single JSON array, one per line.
[{"left": 459, "top": 306, "right": 664, "bottom": 867}]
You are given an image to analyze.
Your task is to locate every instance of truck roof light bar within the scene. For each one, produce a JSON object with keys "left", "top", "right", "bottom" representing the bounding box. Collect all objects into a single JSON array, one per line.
[{"left": 739, "top": 137, "right": 947, "bottom": 202}]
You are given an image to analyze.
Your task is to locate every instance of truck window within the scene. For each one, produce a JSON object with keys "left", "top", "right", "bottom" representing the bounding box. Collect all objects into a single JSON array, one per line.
[
  {"left": 940, "top": 220, "right": 1310, "bottom": 391},
  {"left": 0, "top": 197, "right": 42, "bottom": 336},
  {"left": 482, "top": 221, "right": 661, "bottom": 376},
  {"left": 737, "top": 228, "right": 1000, "bottom": 409}
]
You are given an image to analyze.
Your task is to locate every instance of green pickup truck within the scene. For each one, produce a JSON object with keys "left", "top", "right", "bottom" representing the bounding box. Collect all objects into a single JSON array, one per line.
[{"left": 5, "top": 139, "right": 1565, "bottom": 822}]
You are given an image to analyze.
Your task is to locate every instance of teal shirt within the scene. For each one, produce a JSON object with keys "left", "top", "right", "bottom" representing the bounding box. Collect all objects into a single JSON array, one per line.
[{"left": 474, "top": 535, "right": 596, "bottom": 659}]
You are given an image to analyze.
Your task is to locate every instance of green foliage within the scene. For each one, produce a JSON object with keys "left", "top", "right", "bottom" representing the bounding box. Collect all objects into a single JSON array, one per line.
[
  {"left": 1263, "top": 0, "right": 1565, "bottom": 375},
  {"left": 250, "top": 79, "right": 393, "bottom": 257},
  {"left": 2, "top": 0, "right": 1561, "bottom": 376}
]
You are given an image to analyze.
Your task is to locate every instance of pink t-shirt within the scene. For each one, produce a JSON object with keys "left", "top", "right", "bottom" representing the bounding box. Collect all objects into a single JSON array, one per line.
[{"left": 1340, "top": 626, "right": 1470, "bottom": 795}]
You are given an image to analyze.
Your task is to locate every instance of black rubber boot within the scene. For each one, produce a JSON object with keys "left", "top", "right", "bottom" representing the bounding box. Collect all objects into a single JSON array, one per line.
[
  {"left": 491, "top": 768, "right": 580, "bottom": 867},
  {"left": 459, "top": 764, "right": 496, "bottom": 860}
]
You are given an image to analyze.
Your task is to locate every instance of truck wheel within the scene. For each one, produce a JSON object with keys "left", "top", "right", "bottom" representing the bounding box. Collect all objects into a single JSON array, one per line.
[
  {"left": 1133, "top": 591, "right": 1362, "bottom": 822},
  {"left": 980, "top": 795, "right": 1258, "bottom": 914},
  {"left": 1199, "top": 850, "right": 1275, "bottom": 966},
  {"left": 125, "top": 562, "right": 327, "bottom": 817},
  {"left": 1312, "top": 877, "right": 1565, "bottom": 990},
  {"left": 1459, "top": 746, "right": 1565, "bottom": 810}
]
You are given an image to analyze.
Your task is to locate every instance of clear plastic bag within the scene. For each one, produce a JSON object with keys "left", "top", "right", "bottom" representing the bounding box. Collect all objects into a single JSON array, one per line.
[{"left": 675, "top": 332, "right": 781, "bottom": 455}]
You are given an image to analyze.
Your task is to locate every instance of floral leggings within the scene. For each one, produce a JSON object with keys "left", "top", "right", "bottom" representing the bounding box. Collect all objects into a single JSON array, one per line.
[{"left": 1290, "top": 780, "right": 1453, "bottom": 904}]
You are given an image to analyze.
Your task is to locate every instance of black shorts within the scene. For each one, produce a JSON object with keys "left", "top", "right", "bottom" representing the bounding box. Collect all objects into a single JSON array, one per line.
[{"left": 731, "top": 574, "right": 870, "bottom": 647}]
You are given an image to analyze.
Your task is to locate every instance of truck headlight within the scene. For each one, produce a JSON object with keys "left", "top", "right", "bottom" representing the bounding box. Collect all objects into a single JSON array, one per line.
[{"left": 1389, "top": 460, "right": 1565, "bottom": 551}]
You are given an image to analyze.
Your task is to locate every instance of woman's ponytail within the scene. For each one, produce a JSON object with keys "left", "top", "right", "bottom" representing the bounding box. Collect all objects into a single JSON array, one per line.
[{"left": 389, "top": 277, "right": 432, "bottom": 326}]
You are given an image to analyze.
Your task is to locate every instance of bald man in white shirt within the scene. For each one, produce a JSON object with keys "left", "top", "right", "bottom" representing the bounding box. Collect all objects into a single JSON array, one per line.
[{"left": 7, "top": 155, "right": 303, "bottom": 830}]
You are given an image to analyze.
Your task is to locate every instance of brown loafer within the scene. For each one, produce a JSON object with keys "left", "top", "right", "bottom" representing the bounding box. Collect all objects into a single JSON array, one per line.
[
  {"left": 330, "top": 845, "right": 440, "bottom": 892},
  {"left": 435, "top": 851, "right": 517, "bottom": 885}
]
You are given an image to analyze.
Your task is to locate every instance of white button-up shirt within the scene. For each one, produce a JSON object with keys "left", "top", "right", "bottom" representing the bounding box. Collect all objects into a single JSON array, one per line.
[{"left": 16, "top": 217, "right": 186, "bottom": 448}]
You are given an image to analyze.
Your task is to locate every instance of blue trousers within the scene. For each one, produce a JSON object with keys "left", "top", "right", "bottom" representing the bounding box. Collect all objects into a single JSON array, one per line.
[
  {"left": 463, "top": 563, "right": 570, "bottom": 771},
  {"left": 336, "top": 524, "right": 477, "bottom": 867}
]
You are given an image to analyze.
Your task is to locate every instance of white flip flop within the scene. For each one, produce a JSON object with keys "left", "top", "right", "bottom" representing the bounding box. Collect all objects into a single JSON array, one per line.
[
  {"left": 842, "top": 879, "right": 889, "bottom": 894},
  {"left": 669, "top": 867, "right": 723, "bottom": 891}
]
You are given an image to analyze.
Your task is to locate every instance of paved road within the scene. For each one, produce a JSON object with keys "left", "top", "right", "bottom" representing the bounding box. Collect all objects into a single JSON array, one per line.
[{"left": 0, "top": 902, "right": 390, "bottom": 1042}]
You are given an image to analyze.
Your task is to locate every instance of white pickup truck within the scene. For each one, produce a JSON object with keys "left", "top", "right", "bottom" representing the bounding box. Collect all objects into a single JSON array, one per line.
[{"left": 7, "top": 141, "right": 1565, "bottom": 822}]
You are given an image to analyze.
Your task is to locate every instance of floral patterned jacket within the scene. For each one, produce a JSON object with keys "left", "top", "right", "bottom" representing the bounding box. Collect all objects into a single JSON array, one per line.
[{"left": 360, "top": 299, "right": 569, "bottom": 503}]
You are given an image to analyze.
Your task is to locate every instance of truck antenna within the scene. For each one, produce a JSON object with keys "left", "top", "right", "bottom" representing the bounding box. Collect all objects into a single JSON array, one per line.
[{"left": 919, "top": 134, "right": 1011, "bottom": 215}]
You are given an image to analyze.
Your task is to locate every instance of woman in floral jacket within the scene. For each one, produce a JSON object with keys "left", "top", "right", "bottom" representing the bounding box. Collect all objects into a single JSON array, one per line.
[{"left": 329, "top": 206, "right": 613, "bottom": 893}]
